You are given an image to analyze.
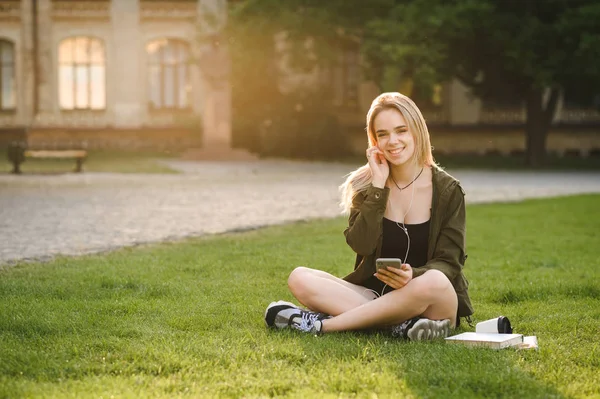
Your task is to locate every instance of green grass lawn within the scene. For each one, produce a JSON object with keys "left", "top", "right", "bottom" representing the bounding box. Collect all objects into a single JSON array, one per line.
[
  {"left": 2, "top": 149, "right": 180, "bottom": 174},
  {"left": 1, "top": 195, "right": 598, "bottom": 398}
]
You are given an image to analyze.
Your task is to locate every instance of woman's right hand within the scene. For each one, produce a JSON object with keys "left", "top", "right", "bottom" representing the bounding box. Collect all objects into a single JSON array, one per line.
[{"left": 366, "top": 146, "right": 389, "bottom": 188}]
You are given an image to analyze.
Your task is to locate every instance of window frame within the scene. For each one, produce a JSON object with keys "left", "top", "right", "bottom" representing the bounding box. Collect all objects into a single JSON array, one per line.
[
  {"left": 146, "top": 38, "right": 192, "bottom": 112},
  {"left": 58, "top": 36, "right": 106, "bottom": 111},
  {"left": 0, "top": 39, "right": 16, "bottom": 112}
]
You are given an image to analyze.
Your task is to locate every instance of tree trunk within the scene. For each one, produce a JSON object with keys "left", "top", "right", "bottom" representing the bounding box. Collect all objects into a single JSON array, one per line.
[{"left": 525, "top": 87, "right": 560, "bottom": 167}]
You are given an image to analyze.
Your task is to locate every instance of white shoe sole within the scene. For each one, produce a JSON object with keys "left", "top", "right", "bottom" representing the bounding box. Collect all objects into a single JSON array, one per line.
[{"left": 407, "top": 318, "right": 451, "bottom": 341}]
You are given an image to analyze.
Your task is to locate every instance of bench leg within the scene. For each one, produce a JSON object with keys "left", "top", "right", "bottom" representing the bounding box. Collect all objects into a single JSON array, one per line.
[
  {"left": 75, "top": 158, "right": 84, "bottom": 173},
  {"left": 11, "top": 160, "right": 22, "bottom": 174}
]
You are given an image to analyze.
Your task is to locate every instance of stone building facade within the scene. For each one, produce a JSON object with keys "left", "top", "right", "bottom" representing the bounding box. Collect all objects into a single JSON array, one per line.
[{"left": 0, "top": 0, "right": 228, "bottom": 149}]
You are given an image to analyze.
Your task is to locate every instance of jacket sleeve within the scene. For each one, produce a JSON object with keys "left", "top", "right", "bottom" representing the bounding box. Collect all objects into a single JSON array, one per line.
[
  {"left": 412, "top": 183, "right": 466, "bottom": 282},
  {"left": 343, "top": 185, "right": 389, "bottom": 256}
]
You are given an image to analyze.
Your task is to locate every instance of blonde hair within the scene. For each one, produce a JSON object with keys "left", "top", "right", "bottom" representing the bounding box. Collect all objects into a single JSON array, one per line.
[{"left": 339, "top": 92, "right": 436, "bottom": 214}]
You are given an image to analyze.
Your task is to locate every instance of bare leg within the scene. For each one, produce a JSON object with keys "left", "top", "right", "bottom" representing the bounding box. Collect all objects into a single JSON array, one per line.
[
  {"left": 288, "top": 267, "right": 377, "bottom": 316},
  {"left": 321, "top": 269, "right": 458, "bottom": 332}
]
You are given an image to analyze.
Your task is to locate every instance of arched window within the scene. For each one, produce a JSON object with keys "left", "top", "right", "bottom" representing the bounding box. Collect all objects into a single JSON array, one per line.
[
  {"left": 146, "top": 39, "right": 191, "bottom": 110},
  {"left": 0, "top": 39, "right": 16, "bottom": 110},
  {"left": 58, "top": 36, "right": 106, "bottom": 110}
]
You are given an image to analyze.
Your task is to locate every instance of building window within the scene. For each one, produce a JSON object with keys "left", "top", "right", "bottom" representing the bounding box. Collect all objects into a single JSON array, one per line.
[
  {"left": 146, "top": 39, "right": 191, "bottom": 110},
  {"left": 0, "top": 40, "right": 16, "bottom": 111},
  {"left": 58, "top": 36, "right": 106, "bottom": 110}
]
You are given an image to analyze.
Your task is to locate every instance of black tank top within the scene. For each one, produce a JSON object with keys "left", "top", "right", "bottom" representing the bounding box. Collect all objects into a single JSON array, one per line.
[{"left": 380, "top": 217, "right": 430, "bottom": 268}]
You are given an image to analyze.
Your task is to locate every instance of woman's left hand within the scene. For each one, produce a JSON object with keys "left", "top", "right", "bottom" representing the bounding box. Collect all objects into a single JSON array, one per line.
[{"left": 375, "top": 263, "right": 413, "bottom": 289}]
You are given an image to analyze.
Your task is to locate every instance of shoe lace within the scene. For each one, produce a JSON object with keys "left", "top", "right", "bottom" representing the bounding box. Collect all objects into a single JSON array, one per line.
[
  {"left": 391, "top": 318, "right": 415, "bottom": 338},
  {"left": 295, "top": 311, "right": 321, "bottom": 333}
]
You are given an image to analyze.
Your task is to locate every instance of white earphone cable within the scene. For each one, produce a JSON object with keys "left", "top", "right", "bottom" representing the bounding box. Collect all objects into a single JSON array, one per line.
[{"left": 381, "top": 167, "right": 419, "bottom": 296}]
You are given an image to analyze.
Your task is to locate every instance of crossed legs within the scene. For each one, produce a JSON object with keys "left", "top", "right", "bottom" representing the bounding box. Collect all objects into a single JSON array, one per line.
[{"left": 287, "top": 266, "right": 457, "bottom": 333}]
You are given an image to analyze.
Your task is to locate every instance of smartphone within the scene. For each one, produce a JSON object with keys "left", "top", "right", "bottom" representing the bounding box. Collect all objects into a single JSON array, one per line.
[{"left": 375, "top": 258, "right": 402, "bottom": 271}]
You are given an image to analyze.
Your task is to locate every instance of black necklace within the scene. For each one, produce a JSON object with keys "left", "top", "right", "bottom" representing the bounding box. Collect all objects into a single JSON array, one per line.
[{"left": 390, "top": 167, "right": 424, "bottom": 191}]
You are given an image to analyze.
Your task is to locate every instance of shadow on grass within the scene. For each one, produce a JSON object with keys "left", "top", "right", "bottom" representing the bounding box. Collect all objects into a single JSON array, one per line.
[
  {"left": 493, "top": 283, "right": 600, "bottom": 304},
  {"left": 291, "top": 332, "right": 565, "bottom": 398}
]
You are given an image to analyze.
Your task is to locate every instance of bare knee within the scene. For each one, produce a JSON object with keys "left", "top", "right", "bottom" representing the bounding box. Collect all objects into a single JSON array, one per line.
[
  {"left": 415, "top": 270, "right": 457, "bottom": 324},
  {"left": 412, "top": 269, "right": 454, "bottom": 301},
  {"left": 288, "top": 266, "right": 314, "bottom": 300}
]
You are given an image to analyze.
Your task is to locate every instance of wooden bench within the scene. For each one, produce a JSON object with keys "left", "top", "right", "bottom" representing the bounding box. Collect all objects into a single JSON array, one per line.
[{"left": 7, "top": 142, "right": 88, "bottom": 174}]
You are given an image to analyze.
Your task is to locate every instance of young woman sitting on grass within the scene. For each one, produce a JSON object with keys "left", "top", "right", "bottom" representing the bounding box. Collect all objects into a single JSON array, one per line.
[{"left": 265, "top": 92, "right": 474, "bottom": 340}]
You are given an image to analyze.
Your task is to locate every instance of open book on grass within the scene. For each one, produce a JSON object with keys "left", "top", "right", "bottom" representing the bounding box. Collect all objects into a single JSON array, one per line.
[{"left": 445, "top": 332, "right": 524, "bottom": 349}]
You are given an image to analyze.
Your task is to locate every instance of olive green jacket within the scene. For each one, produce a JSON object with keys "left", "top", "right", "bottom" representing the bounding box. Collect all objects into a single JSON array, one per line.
[{"left": 342, "top": 166, "right": 474, "bottom": 318}]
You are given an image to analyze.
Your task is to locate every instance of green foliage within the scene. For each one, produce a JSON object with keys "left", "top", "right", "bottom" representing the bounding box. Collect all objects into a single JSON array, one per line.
[
  {"left": 237, "top": 0, "right": 600, "bottom": 96},
  {"left": 0, "top": 195, "right": 599, "bottom": 397},
  {"left": 228, "top": 0, "right": 600, "bottom": 164},
  {"left": 358, "top": 0, "right": 600, "bottom": 98}
]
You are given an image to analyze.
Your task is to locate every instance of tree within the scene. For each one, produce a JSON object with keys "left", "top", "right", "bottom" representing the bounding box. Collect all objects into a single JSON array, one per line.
[
  {"left": 364, "top": 0, "right": 600, "bottom": 166},
  {"left": 229, "top": 0, "right": 600, "bottom": 166}
]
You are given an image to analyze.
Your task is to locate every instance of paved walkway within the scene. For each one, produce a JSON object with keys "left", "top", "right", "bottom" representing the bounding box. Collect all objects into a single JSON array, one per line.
[{"left": 1, "top": 160, "right": 599, "bottom": 265}]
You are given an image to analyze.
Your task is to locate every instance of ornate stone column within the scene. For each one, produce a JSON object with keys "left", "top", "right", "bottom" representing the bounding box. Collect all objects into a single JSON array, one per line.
[
  {"left": 110, "top": 0, "right": 142, "bottom": 128},
  {"left": 181, "top": 0, "right": 255, "bottom": 160},
  {"left": 19, "top": 0, "right": 35, "bottom": 126},
  {"left": 198, "top": 0, "right": 231, "bottom": 149},
  {"left": 35, "top": 0, "right": 53, "bottom": 116},
  {"left": 199, "top": 35, "right": 231, "bottom": 148}
]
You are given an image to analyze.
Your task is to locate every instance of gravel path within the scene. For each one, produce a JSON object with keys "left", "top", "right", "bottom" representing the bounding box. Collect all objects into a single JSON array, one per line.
[{"left": 1, "top": 160, "right": 599, "bottom": 265}]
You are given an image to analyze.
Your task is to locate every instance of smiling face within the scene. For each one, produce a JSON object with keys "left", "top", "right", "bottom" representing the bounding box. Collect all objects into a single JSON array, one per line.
[{"left": 373, "top": 108, "right": 415, "bottom": 166}]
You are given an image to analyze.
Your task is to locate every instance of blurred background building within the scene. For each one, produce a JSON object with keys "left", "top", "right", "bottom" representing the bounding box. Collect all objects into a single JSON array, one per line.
[
  {"left": 0, "top": 0, "right": 226, "bottom": 150},
  {"left": 0, "top": 0, "right": 598, "bottom": 156}
]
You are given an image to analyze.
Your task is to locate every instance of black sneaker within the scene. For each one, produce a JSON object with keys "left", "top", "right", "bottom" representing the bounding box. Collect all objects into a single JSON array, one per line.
[
  {"left": 391, "top": 317, "right": 451, "bottom": 341},
  {"left": 290, "top": 309, "right": 330, "bottom": 335},
  {"left": 264, "top": 301, "right": 301, "bottom": 329},
  {"left": 264, "top": 301, "right": 330, "bottom": 334}
]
